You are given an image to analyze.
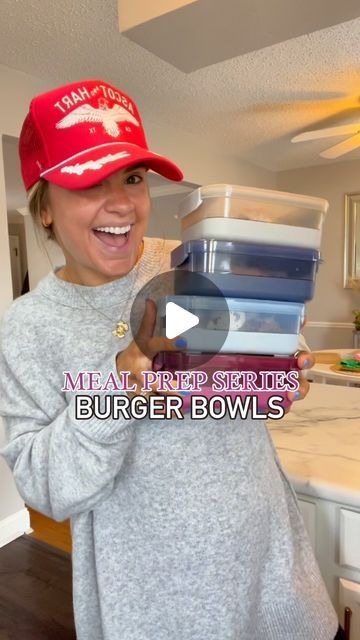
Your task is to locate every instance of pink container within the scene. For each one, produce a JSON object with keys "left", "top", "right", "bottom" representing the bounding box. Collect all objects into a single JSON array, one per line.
[{"left": 152, "top": 352, "right": 300, "bottom": 413}]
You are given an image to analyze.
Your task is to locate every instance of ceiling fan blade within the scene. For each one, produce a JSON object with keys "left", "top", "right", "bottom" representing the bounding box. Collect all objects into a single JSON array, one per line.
[
  {"left": 292, "top": 124, "right": 360, "bottom": 143},
  {"left": 320, "top": 133, "right": 360, "bottom": 159}
]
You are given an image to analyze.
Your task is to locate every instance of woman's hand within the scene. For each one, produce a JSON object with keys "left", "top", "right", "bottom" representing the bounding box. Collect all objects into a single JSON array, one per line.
[
  {"left": 285, "top": 350, "right": 315, "bottom": 413},
  {"left": 115, "top": 298, "right": 184, "bottom": 397}
]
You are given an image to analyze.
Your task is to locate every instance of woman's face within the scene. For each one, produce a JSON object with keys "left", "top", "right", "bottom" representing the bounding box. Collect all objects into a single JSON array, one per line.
[{"left": 42, "top": 166, "right": 151, "bottom": 285}]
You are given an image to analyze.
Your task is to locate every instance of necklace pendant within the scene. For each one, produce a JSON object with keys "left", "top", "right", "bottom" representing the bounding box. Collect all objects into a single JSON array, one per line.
[{"left": 112, "top": 320, "right": 129, "bottom": 338}]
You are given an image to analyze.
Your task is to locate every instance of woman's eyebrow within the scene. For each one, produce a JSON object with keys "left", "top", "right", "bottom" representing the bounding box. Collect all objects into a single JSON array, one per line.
[{"left": 124, "top": 164, "right": 147, "bottom": 173}]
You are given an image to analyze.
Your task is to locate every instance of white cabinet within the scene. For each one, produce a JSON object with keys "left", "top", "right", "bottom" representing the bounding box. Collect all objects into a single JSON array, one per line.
[
  {"left": 296, "top": 492, "right": 360, "bottom": 636},
  {"left": 340, "top": 509, "right": 360, "bottom": 571},
  {"left": 339, "top": 578, "right": 360, "bottom": 640}
]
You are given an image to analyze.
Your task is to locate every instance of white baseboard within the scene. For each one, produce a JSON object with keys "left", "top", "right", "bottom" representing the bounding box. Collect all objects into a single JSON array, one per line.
[
  {"left": 306, "top": 321, "right": 353, "bottom": 329},
  {"left": 0, "top": 507, "right": 32, "bottom": 548}
]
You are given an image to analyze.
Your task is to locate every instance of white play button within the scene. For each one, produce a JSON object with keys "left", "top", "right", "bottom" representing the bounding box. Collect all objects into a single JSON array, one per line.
[
  {"left": 130, "top": 270, "right": 230, "bottom": 362},
  {"left": 165, "top": 301, "right": 199, "bottom": 339}
]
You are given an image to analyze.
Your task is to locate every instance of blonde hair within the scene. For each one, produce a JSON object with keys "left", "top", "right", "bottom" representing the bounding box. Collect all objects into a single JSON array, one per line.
[{"left": 27, "top": 179, "right": 55, "bottom": 241}]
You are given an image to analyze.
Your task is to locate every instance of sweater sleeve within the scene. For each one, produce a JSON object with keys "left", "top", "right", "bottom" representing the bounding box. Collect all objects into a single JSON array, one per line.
[
  {"left": 297, "top": 333, "right": 311, "bottom": 352},
  {"left": 0, "top": 335, "right": 136, "bottom": 522}
]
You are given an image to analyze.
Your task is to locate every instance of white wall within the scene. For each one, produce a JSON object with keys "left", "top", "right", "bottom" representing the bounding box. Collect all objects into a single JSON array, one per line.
[
  {"left": 277, "top": 160, "right": 360, "bottom": 349},
  {"left": 148, "top": 192, "right": 184, "bottom": 240},
  {"left": 8, "top": 219, "right": 28, "bottom": 287},
  {"left": 0, "top": 65, "right": 49, "bottom": 542},
  {"left": 147, "top": 118, "right": 277, "bottom": 189}
]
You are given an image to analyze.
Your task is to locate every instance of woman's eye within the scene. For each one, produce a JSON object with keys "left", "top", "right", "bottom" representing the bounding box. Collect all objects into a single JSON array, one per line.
[{"left": 126, "top": 174, "right": 143, "bottom": 184}]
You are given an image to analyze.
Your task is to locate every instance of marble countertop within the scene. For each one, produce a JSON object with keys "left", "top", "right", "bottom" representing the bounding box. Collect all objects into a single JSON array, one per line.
[{"left": 267, "top": 383, "right": 360, "bottom": 507}]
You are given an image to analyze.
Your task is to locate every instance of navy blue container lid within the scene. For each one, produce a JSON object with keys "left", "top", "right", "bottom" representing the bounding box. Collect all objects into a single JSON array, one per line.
[{"left": 171, "top": 239, "right": 321, "bottom": 268}]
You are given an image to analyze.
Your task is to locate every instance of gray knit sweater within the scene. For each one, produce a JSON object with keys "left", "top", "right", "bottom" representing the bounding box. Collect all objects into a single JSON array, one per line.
[{"left": 0, "top": 237, "right": 338, "bottom": 640}]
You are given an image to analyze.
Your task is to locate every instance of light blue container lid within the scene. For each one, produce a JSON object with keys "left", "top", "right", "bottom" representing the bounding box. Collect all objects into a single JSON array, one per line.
[{"left": 159, "top": 295, "right": 304, "bottom": 317}]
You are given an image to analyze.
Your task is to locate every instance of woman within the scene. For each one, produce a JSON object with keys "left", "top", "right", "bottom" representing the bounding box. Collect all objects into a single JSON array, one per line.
[{"left": 0, "top": 79, "right": 343, "bottom": 639}]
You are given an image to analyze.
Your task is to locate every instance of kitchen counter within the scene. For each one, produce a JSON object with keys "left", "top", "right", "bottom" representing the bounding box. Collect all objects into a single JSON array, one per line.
[{"left": 267, "top": 382, "right": 360, "bottom": 507}]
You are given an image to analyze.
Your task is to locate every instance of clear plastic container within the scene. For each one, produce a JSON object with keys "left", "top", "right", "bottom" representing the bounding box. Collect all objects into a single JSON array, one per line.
[
  {"left": 171, "top": 239, "right": 321, "bottom": 302},
  {"left": 158, "top": 295, "right": 305, "bottom": 355},
  {"left": 177, "top": 184, "right": 328, "bottom": 249},
  {"left": 153, "top": 352, "right": 300, "bottom": 412}
]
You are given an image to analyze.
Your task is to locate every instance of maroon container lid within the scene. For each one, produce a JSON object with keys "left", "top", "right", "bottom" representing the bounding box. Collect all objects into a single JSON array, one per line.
[{"left": 153, "top": 352, "right": 299, "bottom": 373}]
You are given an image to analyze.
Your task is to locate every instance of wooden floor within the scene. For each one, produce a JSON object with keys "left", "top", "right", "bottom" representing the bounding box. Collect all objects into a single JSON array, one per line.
[
  {"left": 0, "top": 508, "right": 75, "bottom": 639},
  {"left": 0, "top": 535, "right": 76, "bottom": 639}
]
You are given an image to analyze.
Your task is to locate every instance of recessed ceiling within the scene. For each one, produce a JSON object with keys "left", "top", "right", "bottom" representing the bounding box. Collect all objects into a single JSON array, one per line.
[
  {"left": 119, "top": 0, "right": 360, "bottom": 73},
  {"left": 0, "top": 0, "right": 360, "bottom": 172},
  {"left": 118, "top": 0, "right": 197, "bottom": 32}
]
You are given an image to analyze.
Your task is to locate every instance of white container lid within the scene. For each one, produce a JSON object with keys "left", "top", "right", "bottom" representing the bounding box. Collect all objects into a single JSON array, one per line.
[
  {"left": 181, "top": 218, "right": 322, "bottom": 249},
  {"left": 177, "top": 184, "right": 329, "bottom": 220}
]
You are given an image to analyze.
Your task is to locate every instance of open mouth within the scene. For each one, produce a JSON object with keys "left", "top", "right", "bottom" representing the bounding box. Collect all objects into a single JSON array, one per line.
[{"left": 92, "top": 224, "right": 131, "bottom": 249}]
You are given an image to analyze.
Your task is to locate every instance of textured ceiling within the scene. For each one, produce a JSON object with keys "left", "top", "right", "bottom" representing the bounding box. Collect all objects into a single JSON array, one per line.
[{"left": 1, "top": 0, "right": 360, "bottom": 171}]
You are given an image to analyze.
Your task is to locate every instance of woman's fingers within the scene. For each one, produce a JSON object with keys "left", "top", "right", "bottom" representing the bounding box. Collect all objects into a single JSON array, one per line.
[
  {"left": 134, "top": 334, "right": 187, "bottom": 361},
  {"left": 285, "top": 372, "right": 310, "bottom": 411},
  {"left": 146, "top": 335, "right": 187, "bottom": 359},
  {"left": 296, "top": 350, "right": 315, "bottom": 370},
  {"left": 135, "top": 299, "right": 188, "bottom": 359},
  {"left": 284, "top": 349, "right": 314, "bottom": 412}
]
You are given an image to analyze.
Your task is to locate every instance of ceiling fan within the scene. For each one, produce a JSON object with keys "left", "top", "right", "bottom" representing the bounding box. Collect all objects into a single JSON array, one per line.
[{"left": 291, "top": 122, "right": 360, "bottom": 159}]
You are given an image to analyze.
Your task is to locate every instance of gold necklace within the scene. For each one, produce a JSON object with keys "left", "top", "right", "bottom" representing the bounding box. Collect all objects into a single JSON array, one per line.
[
  {"left": 60, "top": 239, "right": 167, "bottom": 339},
  {"left": 112, "top": 238, "right": 167, "bottom": 337},
  {"left": 112, "top": 320, "right": 130, "bottom": 339},
  {"left": 113, "top": 242, "right": 144, "bottom": 338},
  {"left": 110, "top": 262, "right": 140, "bottom": 338},
  {"left": 75, "top": 250, "right": 143, "bottom": 339}
]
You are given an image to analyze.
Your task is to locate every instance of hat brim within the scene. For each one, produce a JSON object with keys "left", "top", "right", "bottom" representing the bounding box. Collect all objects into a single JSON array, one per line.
[{"left": 40, "top": 142, "right": 183, "bottom": 189}]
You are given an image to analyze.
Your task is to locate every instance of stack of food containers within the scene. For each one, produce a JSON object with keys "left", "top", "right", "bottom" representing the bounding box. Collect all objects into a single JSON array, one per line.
[{"left": 154, "top": 184, "right": 328, "bottom": 411}]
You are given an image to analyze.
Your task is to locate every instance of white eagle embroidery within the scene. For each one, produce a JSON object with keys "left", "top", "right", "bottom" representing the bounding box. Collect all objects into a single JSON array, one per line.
[
  {"left": 60, "top": 151, "right": 131, "bottom": 175},
  {"left": 56, "top": 104, "right": 140, "bottom": 138}
]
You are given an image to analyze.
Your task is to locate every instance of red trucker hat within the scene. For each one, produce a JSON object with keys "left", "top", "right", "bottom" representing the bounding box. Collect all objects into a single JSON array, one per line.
[{"left": 19, "top": 79, "right": 183, "bottom": 191}]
